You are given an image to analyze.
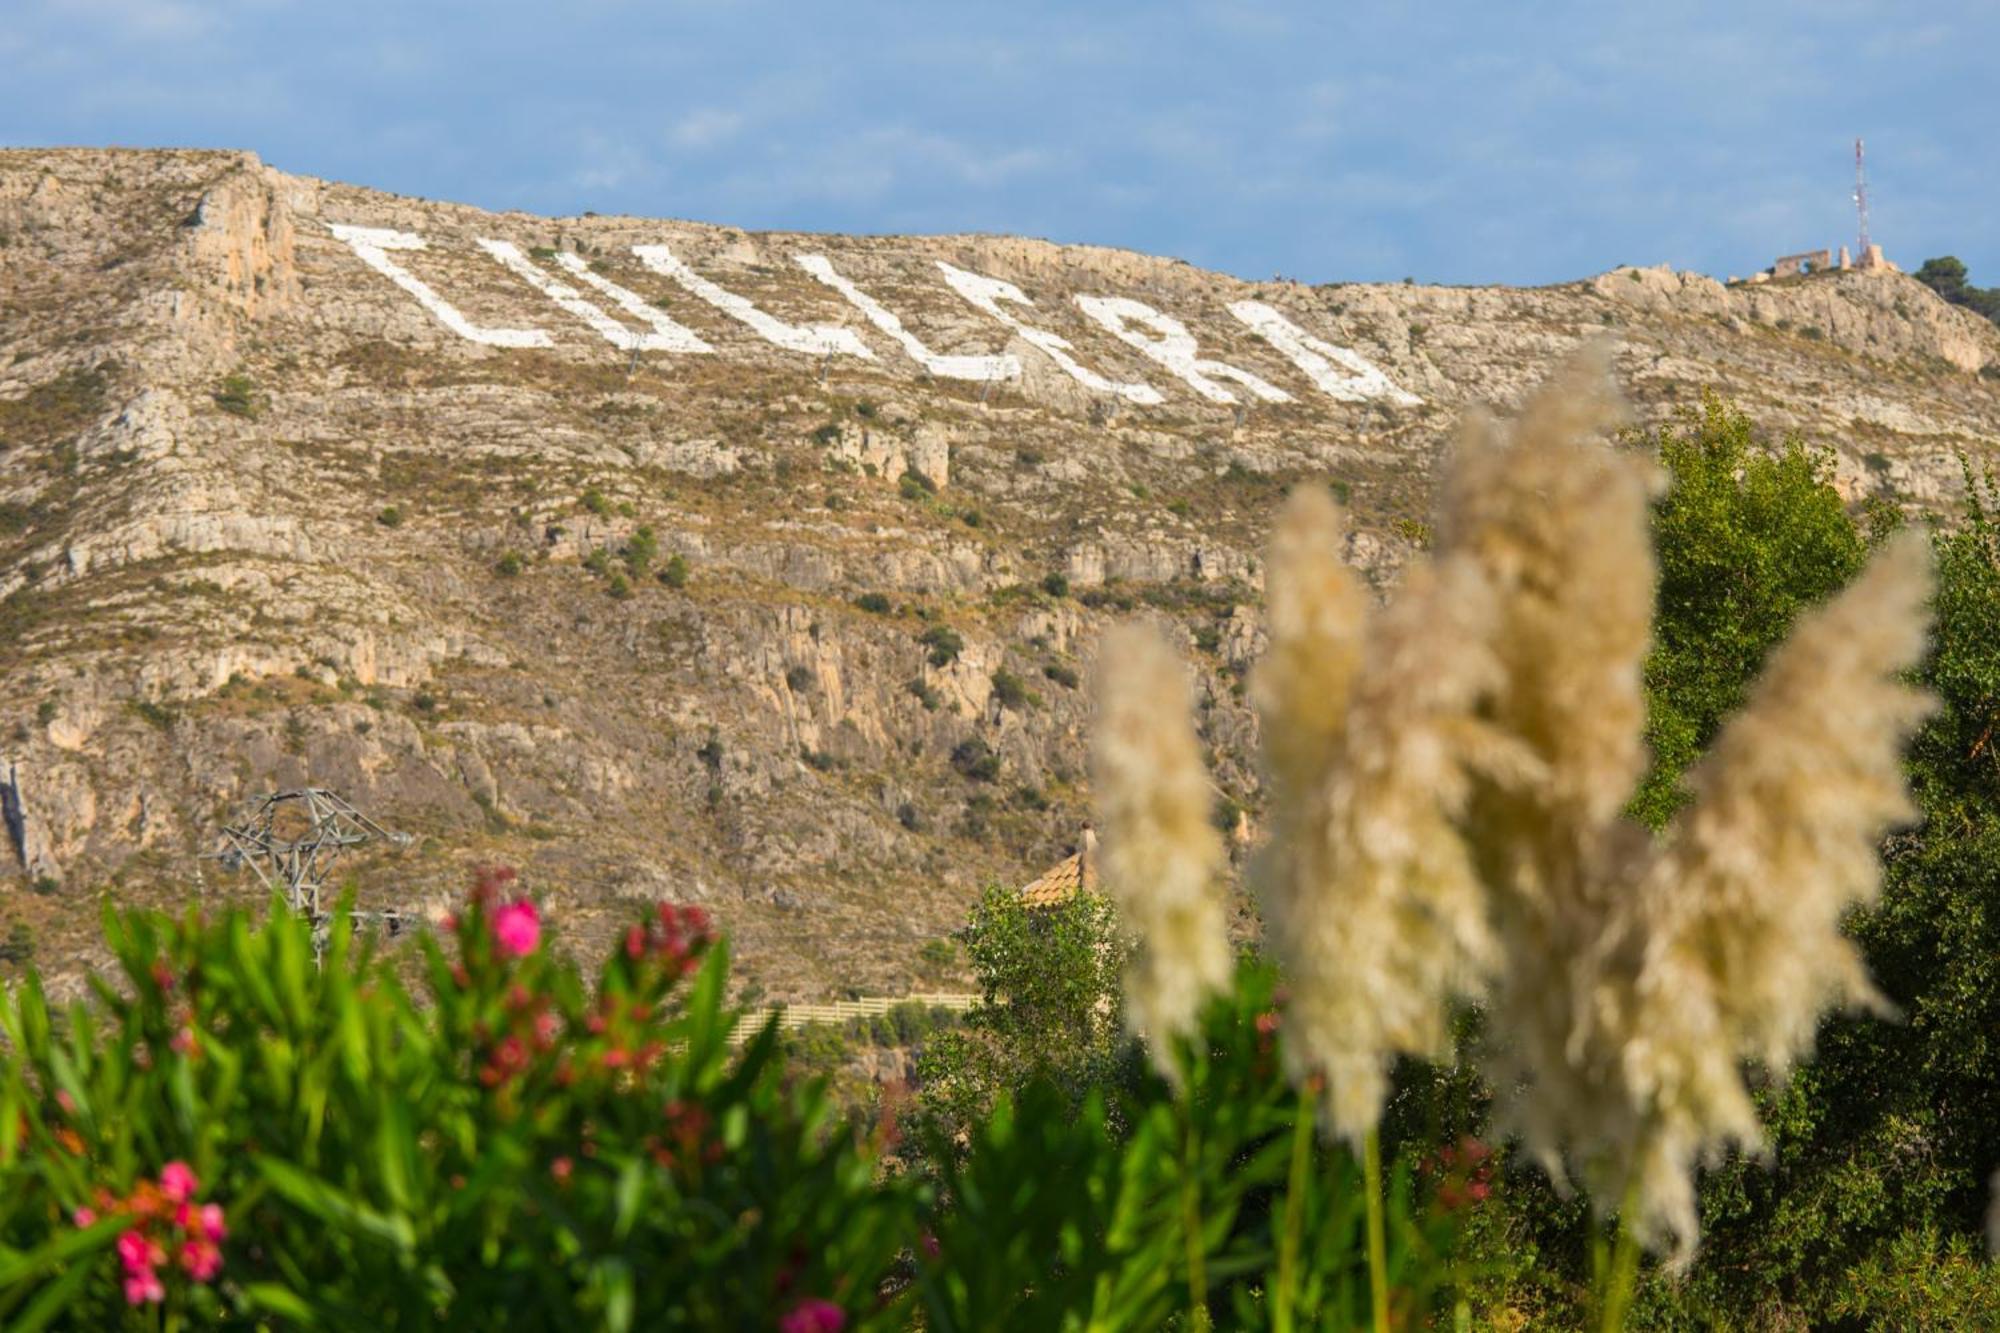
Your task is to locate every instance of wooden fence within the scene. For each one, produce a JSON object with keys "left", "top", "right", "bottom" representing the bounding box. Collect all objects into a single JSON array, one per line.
[{"left": 727, "top": 992, "right": 980, "bottom": 1046}]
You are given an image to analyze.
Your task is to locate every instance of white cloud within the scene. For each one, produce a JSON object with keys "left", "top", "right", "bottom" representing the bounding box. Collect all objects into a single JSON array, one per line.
[
  {"left": 865, "top": 127, "right": 1050, "bottom": 188},
  {"left": 568, "top": 130, "right": 652, "bottom": 193},
  {"left": 365, "top": 39, "right": 428, "bottom": 78},
  {"left": 42, "top": 0, "right": 218, "bottom": 41},
  {"left": 667, "top": 107, "right": 743, "bottom": 151}
]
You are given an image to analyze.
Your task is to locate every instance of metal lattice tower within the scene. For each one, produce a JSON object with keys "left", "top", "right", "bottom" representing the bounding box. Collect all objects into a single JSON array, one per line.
[
  {"left": 204, "top": 789, "right": 413, "bottom": 953},
  {"left": 1853, "top": 137, "right": 1872, "bottom": 257}
]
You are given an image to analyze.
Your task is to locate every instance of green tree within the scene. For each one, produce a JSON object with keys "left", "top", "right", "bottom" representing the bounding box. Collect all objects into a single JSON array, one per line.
[
  {"left": 1626, "top": 393, "right": 1866, "bottom": 827},
  {"left": 1915, "top": 255, "right": 1970, "bottom": 303},
  {"left": 1412, "top": 398, "right": 2000, "bottom": 1325},
  {"left": 622, "top": 525, "right": 658, "bottom": 577},
  {"left": 913, "top": 883, "right": 1131, "bottom": 1149},
  {"left": 919, "top": 624, "right": 964, "bottom": 667},
  {"left": 1617, "top": 437, "right": 2000, "bottom": 1324},
  {"left": 1711, "top": 458, "right": 2000, "bottom": 1323},
  {"left": 1915, "top": 254, "right": 2000, "bottom": 328}
]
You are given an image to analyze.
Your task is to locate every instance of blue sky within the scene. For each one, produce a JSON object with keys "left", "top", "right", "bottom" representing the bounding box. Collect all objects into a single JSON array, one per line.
[{"left": 4, "top": 1, "right": 1994, "bottom": 287}]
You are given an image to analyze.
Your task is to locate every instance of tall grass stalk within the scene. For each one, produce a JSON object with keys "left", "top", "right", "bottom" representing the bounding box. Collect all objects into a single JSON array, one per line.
[
  {"left": 1272, "top": 1095, "right": 1316, "bottom": 1333},
  {"left": 1180, "top": 1102, "right": 1212, "bottom": 1330},
  {"left": 1363, "top": 1128, "right": 1390, "bottom": 1333},
  {"left": 1597, "top": 1181, "right": 1646, "bottom": 1333}
]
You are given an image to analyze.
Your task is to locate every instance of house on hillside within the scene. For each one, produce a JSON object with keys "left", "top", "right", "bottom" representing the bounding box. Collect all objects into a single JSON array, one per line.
[{"left": 1017, "top": 826, "right": 1098, "bottom": 909}]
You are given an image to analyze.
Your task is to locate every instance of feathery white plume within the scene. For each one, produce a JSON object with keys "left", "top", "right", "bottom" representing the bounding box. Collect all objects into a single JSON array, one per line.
[{"left": 1092, "top": 621, "right": 1234, "bottom": 1079}]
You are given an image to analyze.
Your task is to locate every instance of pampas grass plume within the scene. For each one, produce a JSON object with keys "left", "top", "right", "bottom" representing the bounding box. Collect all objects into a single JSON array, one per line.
[
  {"left": 1605, "top": 531, "right": 1936, "bottom": 1253},
  {"left": 1262, "top": 548, "right": 1507, "bottom": 1145},
  {"left": 1092, "top": 622, "right": 1233, "bottom": 1078}
]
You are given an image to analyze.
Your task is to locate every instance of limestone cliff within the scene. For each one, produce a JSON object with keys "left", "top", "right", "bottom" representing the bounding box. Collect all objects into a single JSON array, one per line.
[{"left": 3, "top": 147, "right": 1997, "bottom": 999}]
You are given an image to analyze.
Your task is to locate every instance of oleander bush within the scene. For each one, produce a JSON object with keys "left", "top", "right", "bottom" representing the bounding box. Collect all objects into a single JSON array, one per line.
[
  {"left": 0, "top": 871, "right": 910, "bottom": 1330},
  {"left": 0, "top": 879, "right": 1482, "bottom": 1329}
]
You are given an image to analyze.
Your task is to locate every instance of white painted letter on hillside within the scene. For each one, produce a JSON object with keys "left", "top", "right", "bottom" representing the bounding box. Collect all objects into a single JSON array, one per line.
[
  {"left": 328, "top": 224, "right": 551, "bottom": 348},
  {"left": 1075, "top": 295, "right": 1291, "bottom": 405},
  {"left": 795, "top": 254, "right": 1017, "bottom": 382},
  {"left": 936, "top": 262, "right": 1164, "bottom": 406},
  {"left": 475, "top": 240, "right": 713, "bottom": 353},
  {"left": 632, "top": 244, "right": 872, "bottom": 360},
  {"left": 1228, "top": 301, "right": 1420, "bottom": 406}
]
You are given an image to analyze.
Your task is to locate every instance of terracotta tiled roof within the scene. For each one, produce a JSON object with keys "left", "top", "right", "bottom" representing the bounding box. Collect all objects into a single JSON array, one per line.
[{"left": 1017, "top": 845, "right": 1099, "bottom": 909}]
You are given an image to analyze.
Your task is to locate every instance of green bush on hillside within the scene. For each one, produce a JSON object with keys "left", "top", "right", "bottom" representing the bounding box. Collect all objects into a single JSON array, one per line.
[
  {"left": 212, "top": 373, "right": 258, "bottom": 419},
  {"left": 918, "top": 624, "right": 963, "bottom": 667}
]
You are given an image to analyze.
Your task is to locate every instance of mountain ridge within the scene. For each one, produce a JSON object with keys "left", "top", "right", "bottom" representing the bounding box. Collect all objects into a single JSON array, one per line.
[{"left": 3, "top": 147, "right": 1998, "bottom": 998}]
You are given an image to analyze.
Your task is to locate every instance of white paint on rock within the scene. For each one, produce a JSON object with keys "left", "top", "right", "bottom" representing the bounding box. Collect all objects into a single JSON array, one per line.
[
  {"left": 1228, "top": 301, "right": 1420, "bottom": 406},
  {"left": 329, "top": 223, "right": 1425, "bottom": 411},
  {"left": 329, "top": 224, "right": 551, "bottom": 348},
  {"left": 795, "top": 254, "right": 1017, "bottom": 382},
  {"left": 1075, "top": 295, "right": 1291, "bottom": 404},
  {"left": 937, "top": 262, "right": 1164, "bottom": 405},
  {"left": 554, "top": 253, "right": 714, "bottom": 352},
  {"left": 475, "top": 239, "right": 712, "bottom": 353},
  {"left": 633, "top": 244, "right": 873, "bottom": 359}
]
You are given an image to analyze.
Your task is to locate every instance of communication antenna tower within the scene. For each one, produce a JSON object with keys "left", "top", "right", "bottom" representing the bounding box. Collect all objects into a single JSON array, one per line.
[
  {"left": 203, "top": 788, "right": 414, "bottom": 960},
  {"left": 1853, "top": 137, "right": 1872, "bottom": 256}
]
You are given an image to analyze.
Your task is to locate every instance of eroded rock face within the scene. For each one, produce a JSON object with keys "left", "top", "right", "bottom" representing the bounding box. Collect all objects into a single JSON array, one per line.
[{"left": 2, "top": 147, "right": 1998, "bottom": 998}]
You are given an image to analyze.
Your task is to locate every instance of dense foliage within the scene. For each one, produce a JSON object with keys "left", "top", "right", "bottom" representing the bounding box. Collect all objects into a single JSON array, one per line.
[
  {"left": 1653, "top": 455, "right": 2000, "bottom": 1325},
  {"left": 912, "top": 883, "right": 1133, "bottom": 1147},
  {"left": 1627, "top": 394, "right": 1865, "bottom": 827},
  {"left": 914, "top": 962, "right": 1465, "bottom": 1331},
  {"left": 916, "top": 396, "right": 2000, "bottom": 1327}
]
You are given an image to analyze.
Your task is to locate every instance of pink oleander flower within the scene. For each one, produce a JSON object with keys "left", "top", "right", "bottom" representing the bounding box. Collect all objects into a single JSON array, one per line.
[
  {"left": 778, "top": 1299, "right": 846, "bottom": 1333},
  {"left": 116, "top": 1230, "right": 154, "bottom": 1273},
  {"left": 72, "top": 1207, "right": 96, "bottom": 1227},
  {"left": 493, "top": 899, "right": 541, "bottom": 957},
  {"left": 123, "top": 1267, "right": 165, "bottom": 1306},
  {"left": 180, "top": 1238, "right": 223, "bottom": 1282},
  {"left": 158, "top": 1161, "right": 197, "bottom": 1204},
  {"left": 173, "top": 1200, "right": 226, "bottom": 1241}
]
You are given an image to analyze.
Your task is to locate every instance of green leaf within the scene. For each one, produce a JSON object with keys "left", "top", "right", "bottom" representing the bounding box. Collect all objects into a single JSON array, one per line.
[
  {"left": 6, "top": 1256, "right": 96, "bottom": 1333},
  {"left": 612, "top": 1158, "right": 645, "bottom": 1241},
  {"left": 239, "top": 1280, "right": 321, "bottom": 1322},
  {"left": 256, "top": 1155, "right": 417, "bottom": 1254},
  {"left": 0, "top": 1216, "right": 122, "bottom": 1289},
  {"left": 598, "top": 1257, "right": 635, "bottom": 1333}
]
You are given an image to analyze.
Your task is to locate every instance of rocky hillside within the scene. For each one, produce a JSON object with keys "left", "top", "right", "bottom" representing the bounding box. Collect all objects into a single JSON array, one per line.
[{"left": 3, "top": 147, "right": 1998, "bottom": 999}]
